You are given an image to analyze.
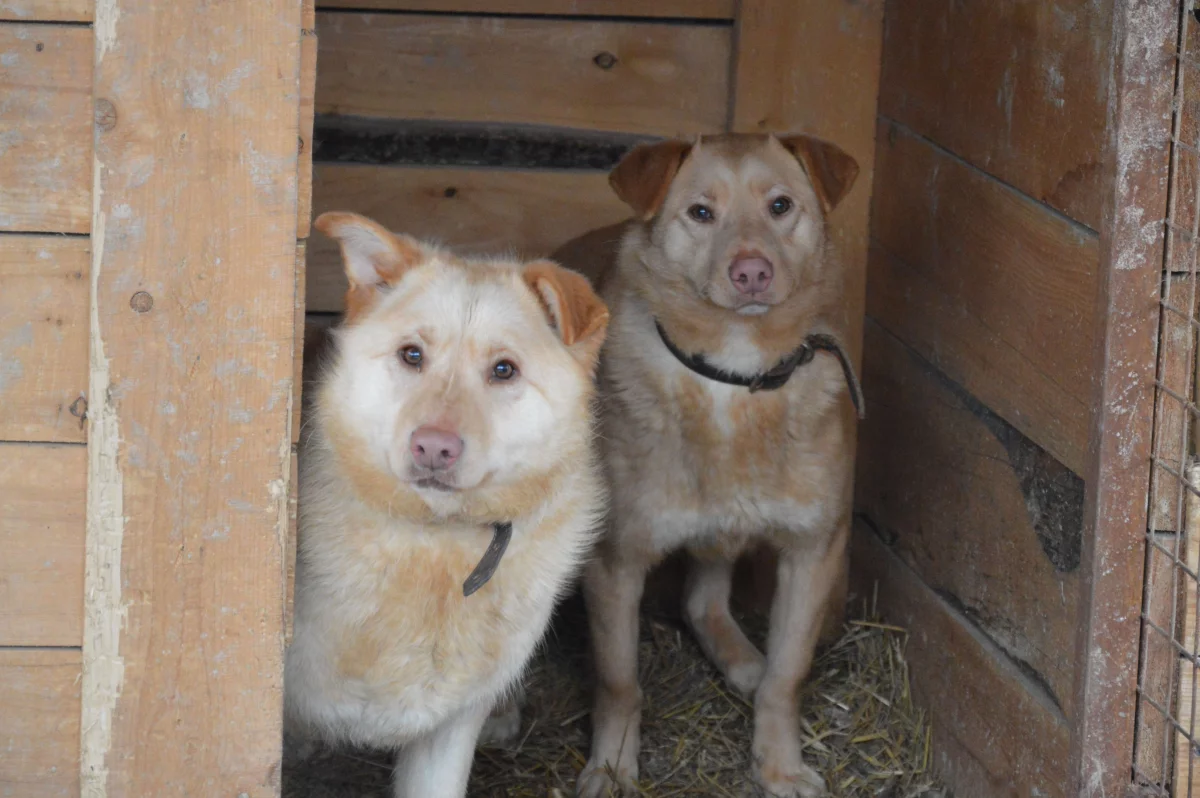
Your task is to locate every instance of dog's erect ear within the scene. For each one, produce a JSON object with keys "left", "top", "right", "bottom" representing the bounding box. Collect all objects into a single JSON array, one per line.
[
  {"left": 523, "top": 260, "right": 610, "bottom": 373},
  {"left": 608, "top": 140, "right": 694, "bottom": 221},
  {"left": 776, "top": 135, "right": 859, "bottom": 215},
  {"left": 314, "top": 211, "right": 426, "bottom": 320}
]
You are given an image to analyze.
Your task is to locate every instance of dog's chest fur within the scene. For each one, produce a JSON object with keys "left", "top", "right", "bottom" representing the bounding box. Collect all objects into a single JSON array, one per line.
[{"left": 600, "top": 293, "right": 850, "bottom": 556}]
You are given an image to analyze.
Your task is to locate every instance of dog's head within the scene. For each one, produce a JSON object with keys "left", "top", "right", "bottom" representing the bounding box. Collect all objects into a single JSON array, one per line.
[
  {"left": 314, "top": 211, "right": 609, "bottom": 520},
  {"left": 609, "top": 133, "right": 858, "bottom": 315}
]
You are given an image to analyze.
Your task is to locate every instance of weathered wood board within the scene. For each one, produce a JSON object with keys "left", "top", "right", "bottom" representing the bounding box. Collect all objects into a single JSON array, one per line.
[
  {"left": 855, "top": 320, "right": 1082, "bottom": 718},
  {"left": 852, "top": 524, "right": 1070, "bottom": 797},
  {"left": 0, "top": 443, "right": 85, "bottom": 647},
  {"left": 1151, "top": 277, "right": 1197, "bottom": 533},
  {"left": 306, "top": 164, "right": 630, "bottom": 312},
  {"left": 315, "top": 12, "right": 730, "bottom": 136},
  {"left": 81, "top": 0, "right": 302, "bottom": 793},
  {"left": 0, "top": 23, "right": 92, "bottom": 234},
  {"left": 0, "top": 0, "right": 90, "bottom": 21},
  {"left": 878, "top": 0, "right": 1111, "bottom": 231},
  {"left": 314, "top": 0, "right": 736, "bottom": 17},
  {"left": 0, "top": 648, "right": 82, "bottom": 798},
  {"left": 0, "top": 236, "right": 89, "bottom": 443},
  {"left": 869, "top": 122, "right": 1098, "bottom": 475}
]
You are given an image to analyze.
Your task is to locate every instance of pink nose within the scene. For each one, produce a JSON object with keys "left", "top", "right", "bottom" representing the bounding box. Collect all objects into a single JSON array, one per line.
[
  {"left": 729, "top": 256, "right": 774, "bottom": 295},
  {"left": 410, "top": 427, "right": 463, "bottom": 471}
]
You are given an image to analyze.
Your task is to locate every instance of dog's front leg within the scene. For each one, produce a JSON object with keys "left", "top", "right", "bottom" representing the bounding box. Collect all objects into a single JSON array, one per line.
[
  {"left": 577, "top": 551, "right": 646, "bottom": 798},
  {"left": 392, "top": 702, "right": 491, "bottom": 798},
  {"left": 752, "top": 522, "right": 849, "bottom": 797}
]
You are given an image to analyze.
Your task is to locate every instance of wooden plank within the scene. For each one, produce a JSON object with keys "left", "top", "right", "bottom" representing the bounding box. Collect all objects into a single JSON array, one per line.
[
  {"left": 293, "top": 243, "right": 306, "bottom": 445},
  {"left": 0, "top": 0, "right": 90, "bottom": 21},
  {"left": 852, "top": 523, "right": 1070, "bottom": 797},
  {"left": 1135, "top": 533, "right": 1182, "bottom": 785},
  {"left": 81, "top": 0, "right": 301, "bottom": 793},
  {"left": 1177, "top": 465, "right": 1200, "bottom": 793},
  {"left": 0, "top": 23, "right": 92, "bottom": 234},
  {"left": 297, "top": 20, "right": 316, "bottom": 240},
  {"left": 878, "top": 0, "right": 1111, "bottom": 231},
  {"left": 0, "top": 235, "right": 88, "bottom": 443},
  {"left": 306, "top": 164, "right": 630, "bottom": 312},
  {"left": 315, "top": 12, "right": 730, "bottom": 136},
  {"left": 730, "top": 0, "right": 884, "bottom": 367},
  {"left": 0, "top": 648, "right": 81, "bottom": 797},
  {"left": 856, "top": 320, "right": 1082, "bottom": 718},
  {"left": 869, "top": 122, "right": 1098, "bottom": 475},
  {"left": 315, "top": 0, "right": 736, "bottom": 18},
  {"left": 0, "top": 443, "right": 85, "bottom": 647},
  {"left": 1071, "top": 3, "right": 1175, "bottom": 794}
]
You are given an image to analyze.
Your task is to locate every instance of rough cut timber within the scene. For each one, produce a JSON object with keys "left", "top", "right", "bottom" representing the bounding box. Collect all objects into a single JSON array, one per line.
[
  {"left": 869, "top": 121, "right": 1098, "bottom": 476},
  {"left": 0, "top": 23, "right": 92, "bottom": 233},
  {"left": 878, "top": 0, "right": 1112, "bottom": 231},
  {"left": 1150, "top": 277, "right": 1198, "bottom": 533},
  {"left": 314, "top": 0, "right": 736, "bottom": 17},
  {"left": 0, "top": 442, "right": 85, "bottom": 647},
  {"left": 856, "top": 320, "right": 1082, "bottom": 719},
  {"left": 80, "top": 0, "right": 302, "bottom": 794},
  {"left": 0, "top": 0, "right": 90, "bottom": 21},
  {"left": 314, "top": 12, "right": 730, "bottom": 137},
  {"left": 306, "top": 164, "right": 630, "bottom": 312},
  {"left": 0, "top": 235, "right": 89, "bottom": 443},
  {"left": 0, "top": 648, "right": 82, "bottom": 798}
]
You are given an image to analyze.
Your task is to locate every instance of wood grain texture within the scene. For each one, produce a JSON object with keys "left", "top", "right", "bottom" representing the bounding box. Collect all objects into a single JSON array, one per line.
[
  {"left": 0, "top": 23, "right": 92, "bottom": 234},
  {"left": 1176, "top": 466, "right": 1200, "bottom": 794},
  {"left": 315, "top": 0, "right": 736, "bottom": 17},
  {"left": 878, "top": 0, "right": 1111, "bottom": 231},
  {"left": 856, "top": 321, "right": 1082, "bottom": 718},
  {"left": 1151, "top": 277, "right": 1197, "bottom": 533},
  {"left": 81, "top": 0, "right": 302, "bottom": 793},
  {"left": 1135, "top": 533, "right": 1182, "bottom": 785},
  {"left": 297, "top": 22, "right": 316, "bottom": 240},
  {"left": 852, "top": 524, "right": 1070, "bottom": 797},
  {"left": 315, "top": 12, "right": 729, "bottom": 136},
  {"left": 0, "top": 648, "right": 81, "bottom": 797},
  {"left": 306, "top": 164, "right": 630, "bottom": 312},
  {"left": 869, "top": 121, "right": 1098, "bottom": 475},
  {"left": 0, "top": 0, "right": 90, "bottom": 21},
  {"left": 0, "top": 443, "right": 85, "bottom": 647},
  {"left": 0, "top": 235, "right": 89, "bottom": 442}
]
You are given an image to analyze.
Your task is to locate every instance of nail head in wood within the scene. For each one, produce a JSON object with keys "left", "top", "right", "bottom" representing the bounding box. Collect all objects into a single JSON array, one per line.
[
  {"left": 130, "top": 291, "right": 154, "bottom": 313},
  {"left": 593, "top": 51, "right": 618, "bottom": 70}
]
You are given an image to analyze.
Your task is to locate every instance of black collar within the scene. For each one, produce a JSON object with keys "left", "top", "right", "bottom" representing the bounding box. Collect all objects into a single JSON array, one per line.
[
  {"left": 654, "top": 321, "right": 865, "bottom": 419},
  {"left": 462, "top": 522, "right": 512, "bottom": 597}
]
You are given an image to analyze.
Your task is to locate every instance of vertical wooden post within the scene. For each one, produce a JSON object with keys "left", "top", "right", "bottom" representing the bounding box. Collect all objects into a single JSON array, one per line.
[
  {"left": 81, "top": 0, "right": 303, "bottom": 794},
  {"left": 1071, "top": 1, "right": 1177, "bottom": 794}
]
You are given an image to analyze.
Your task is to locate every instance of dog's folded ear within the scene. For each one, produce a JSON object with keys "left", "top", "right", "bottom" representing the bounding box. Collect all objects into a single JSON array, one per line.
[
  {"left": 314, "top": 211, "right": 426, "bottom": 319},
  {"left": 522, "top": 261, "right": 610, "bottom": 373},
  {"left": 609, "top": 140, "right": 693, "bottom": 221},
  {"left": 776, "top": 135, "right": 860, "bottom": 215}
]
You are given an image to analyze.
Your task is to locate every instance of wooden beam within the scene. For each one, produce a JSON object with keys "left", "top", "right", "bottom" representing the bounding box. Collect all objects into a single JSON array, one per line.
[
  {"left": 316, "top": 12, "right": 730, "bottom": 137},
  {"left": 81, "top": 0, "right": 302, "bottom": 793},
  {"left": 306, "top": 164, "right": 630, "bottom": 312},
  {"left": 878, "top": 0, "right": 1112, "bottom": 231},
  {"left": 314, "top": 0, "right": 736, "bottom": 18},
  {"left": 0, "top": 23, "right": 92, "bottom": 234},
  {"left": 0, "top": 649, "right": 81, "bottom": 798},
  {"left": 1070, "top": 1, "right": 1177, "bottom": 794},
  {"left": 0, "top": 235, "right": 89, "bottom": 443},
  {"left": 0, "top": 443, "right": 85, "bottom": 647}
]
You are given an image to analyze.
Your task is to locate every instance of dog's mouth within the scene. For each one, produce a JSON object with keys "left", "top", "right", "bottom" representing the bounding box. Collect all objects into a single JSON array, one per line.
[{"left": 412, "top": 476, "right": 459, "bottom": 492}]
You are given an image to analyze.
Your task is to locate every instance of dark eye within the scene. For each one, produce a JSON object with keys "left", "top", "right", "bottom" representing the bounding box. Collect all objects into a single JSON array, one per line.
[
  {"left": 769, "top": 196, "right": 794, "bottom": 217},
  {"left": 687, "top": 204, "right": 715, "bottom": 223},
  {"left": 492, "top": 360, "right": 518, "bottom": 381},
  {"left": 399, "top": 345, "right": 423, "bottom": 369}
]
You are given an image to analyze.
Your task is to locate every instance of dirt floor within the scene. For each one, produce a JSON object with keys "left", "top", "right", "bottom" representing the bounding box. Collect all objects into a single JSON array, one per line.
[{"left": 282, "top": 584, "right": 947, "bottom": 798}]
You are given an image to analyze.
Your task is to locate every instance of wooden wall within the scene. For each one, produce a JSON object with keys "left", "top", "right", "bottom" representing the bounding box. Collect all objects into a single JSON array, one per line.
[
  {"left": 851, "top": 2, "right": 1163, "bottom": 796},
  {"left": 0, "top": 0, "right": 313, "bottom": 794}
]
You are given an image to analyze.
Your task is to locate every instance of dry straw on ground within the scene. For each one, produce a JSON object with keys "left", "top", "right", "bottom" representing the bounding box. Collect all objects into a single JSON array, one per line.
[{"left": 284, "top": 589, "right": 946, "bottom": 798}]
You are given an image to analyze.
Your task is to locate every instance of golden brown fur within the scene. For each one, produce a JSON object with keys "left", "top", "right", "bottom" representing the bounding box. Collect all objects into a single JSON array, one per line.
[{"left": 553, "top": 133, "right": 861, "bottom": 798}]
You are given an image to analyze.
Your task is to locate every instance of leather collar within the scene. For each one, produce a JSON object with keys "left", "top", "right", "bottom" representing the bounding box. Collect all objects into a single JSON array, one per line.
[{"left": 654, "top": 321, "right": 865, "bottom": 419}]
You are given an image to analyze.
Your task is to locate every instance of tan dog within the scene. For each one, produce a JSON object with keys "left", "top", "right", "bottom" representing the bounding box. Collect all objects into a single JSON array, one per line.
[
  {"left": 553, "top": 134, "right": 862, "bottom": 798},
  {"left": 284, "top": 212, "right": 609, "bottom": 798}
]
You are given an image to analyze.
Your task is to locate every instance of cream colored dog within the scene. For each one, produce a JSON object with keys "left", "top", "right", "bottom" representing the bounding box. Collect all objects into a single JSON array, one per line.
[
  {"left": 553, "top": 134, "right": 863, "bottom": 798},
  {"left": 284, "top": 212, "right": 609, "bottom": 798}
]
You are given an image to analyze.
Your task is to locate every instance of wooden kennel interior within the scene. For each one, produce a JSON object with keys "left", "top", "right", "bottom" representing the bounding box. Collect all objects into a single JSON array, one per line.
[{"left": 0, "top": 1, "right": 1194, "bottom": 796}]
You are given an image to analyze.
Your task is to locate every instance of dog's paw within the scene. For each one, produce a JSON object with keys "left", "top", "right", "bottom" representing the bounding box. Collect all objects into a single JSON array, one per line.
[
  {"left": 477, "top": 702, "right": 522, "bottom": 747},
  {"left": 725, "top": 653, "right": 766, "bottom": 697},
  {"left": 576, "top": 761, "right": 637, "bottom": 798},
  {"left": 752, "top": 759, "right": 826, "bottom": 798}
]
